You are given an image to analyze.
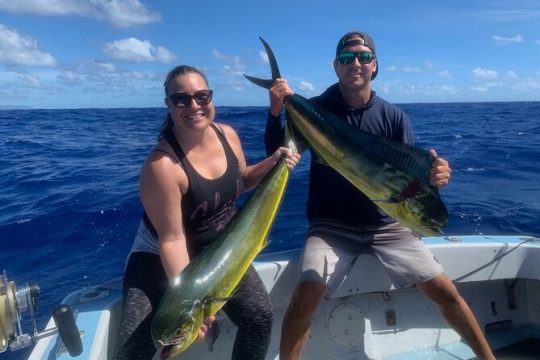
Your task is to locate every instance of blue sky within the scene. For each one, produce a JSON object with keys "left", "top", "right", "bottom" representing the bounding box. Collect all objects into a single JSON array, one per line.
[{"left": 1, "top": 0, "right": 539, "bottom": 109}]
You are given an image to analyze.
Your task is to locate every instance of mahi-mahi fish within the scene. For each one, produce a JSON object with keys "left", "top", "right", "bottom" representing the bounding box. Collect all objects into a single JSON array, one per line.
[
  {"left": 244, "top": 37, "right": 447, "bottom": 236},
  {"left": 151, "top": 126, "right": 296, "bottom": 359}
]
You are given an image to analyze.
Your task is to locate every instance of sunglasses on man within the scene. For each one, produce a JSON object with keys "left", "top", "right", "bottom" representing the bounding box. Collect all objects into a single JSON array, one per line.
[
  {"left": 336, "top": 51, "right": 376, "bottom": 65},
  {"left": 167, "top": 90, "right": 213, "bottom": 108}
]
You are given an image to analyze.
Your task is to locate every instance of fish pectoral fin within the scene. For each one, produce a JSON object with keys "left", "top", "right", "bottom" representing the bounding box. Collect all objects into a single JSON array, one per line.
[
  {"left": 205, "top": 296, "right": 231, "bottom": 307},
  {"left": 201, "top": 296, "right": 230, "bottom": 317}
]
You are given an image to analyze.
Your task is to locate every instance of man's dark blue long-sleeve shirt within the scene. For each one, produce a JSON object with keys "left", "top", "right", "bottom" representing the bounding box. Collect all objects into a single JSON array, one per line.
[{"left": 265, "top": 83, "right": 414, "bottom": 227}]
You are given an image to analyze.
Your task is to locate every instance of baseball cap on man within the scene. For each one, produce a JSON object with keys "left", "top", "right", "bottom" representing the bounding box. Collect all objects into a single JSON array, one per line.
[{"left": 335, "top": 31, "right": 378, "bottom": 80}]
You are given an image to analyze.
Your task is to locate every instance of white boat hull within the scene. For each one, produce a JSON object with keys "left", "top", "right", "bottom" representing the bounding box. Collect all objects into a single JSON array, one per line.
[{"left": 28, "top": 235, "right": 540, "bottom": 359}]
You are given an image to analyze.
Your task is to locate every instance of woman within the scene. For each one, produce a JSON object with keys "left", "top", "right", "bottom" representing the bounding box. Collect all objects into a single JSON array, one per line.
[{"left": 114, "top": 65, "right": 300, "bottom": 359}]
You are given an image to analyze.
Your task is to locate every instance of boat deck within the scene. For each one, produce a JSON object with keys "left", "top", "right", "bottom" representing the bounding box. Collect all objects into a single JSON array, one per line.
[{"left": 27, "top": 235, "right": 540, "bottom": 359}]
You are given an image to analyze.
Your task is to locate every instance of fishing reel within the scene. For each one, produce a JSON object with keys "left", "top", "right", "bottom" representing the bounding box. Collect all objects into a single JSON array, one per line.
[{"left": 0, "top": 271, "right": 82, "bottom": 356}]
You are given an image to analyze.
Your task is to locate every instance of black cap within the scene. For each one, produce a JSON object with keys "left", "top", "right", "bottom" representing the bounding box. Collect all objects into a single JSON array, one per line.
[{"left": 335, "top": 31, "right": 378, "bottom": 80}]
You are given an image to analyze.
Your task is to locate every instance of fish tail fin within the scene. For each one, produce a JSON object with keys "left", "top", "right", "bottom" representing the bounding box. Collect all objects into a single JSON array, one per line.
[
  {"left": 243, "top": 37, "right": 281, "bottom": 88},
  {"left": 244, "top": 38, "right": 305, "bottom": 155},
  {"left": 243, "top": 74, "right": 273, "bottom": 89},
  {"left": 259, "top": 36, "right": 281, "bottom": 80}
]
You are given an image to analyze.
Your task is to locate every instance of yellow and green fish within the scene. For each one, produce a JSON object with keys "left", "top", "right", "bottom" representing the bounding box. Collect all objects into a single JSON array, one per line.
[
  {"left": 151, "top": 130, "right": 295, "bottom": 359},
  {"left": 244, "top": 37, "right": 447, "bottom": 236}
]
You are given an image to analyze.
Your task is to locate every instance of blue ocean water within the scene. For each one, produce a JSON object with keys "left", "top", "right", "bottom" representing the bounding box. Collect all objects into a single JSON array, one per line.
[{"left": 1, "top": 102, "right": 539, "bottom": 359}]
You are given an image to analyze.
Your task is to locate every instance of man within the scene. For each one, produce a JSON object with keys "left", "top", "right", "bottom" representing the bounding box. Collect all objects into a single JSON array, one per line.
[{"left": 265, "top": 31, "right": 495, "bottom": 360}]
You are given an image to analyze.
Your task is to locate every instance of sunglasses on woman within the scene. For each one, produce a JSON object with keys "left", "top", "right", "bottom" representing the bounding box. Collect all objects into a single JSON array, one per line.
[
  {"left": 168, "top": 89, "right": 213, "bottom": 108},
  {"left": 336, "top": 51, "right": 375, "bottom": 65}
]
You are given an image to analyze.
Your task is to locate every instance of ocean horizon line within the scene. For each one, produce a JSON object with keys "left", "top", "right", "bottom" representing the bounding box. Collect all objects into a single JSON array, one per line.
[{"left": 1, "top": 99, "right": 540, "bottom": 112}]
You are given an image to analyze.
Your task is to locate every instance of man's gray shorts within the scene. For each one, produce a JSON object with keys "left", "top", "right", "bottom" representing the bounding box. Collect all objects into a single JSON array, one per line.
[{"left": 300, "top": 219, "right": 444, "bottom": 295}]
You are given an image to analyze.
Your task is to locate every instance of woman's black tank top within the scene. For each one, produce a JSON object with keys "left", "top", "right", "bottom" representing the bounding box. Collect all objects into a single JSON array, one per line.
[{"left": 143, "top": 123, "right": 244, "bottom": 255}]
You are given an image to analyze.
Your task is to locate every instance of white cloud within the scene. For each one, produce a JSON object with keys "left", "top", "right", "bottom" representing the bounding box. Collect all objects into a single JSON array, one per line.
[
  {"left": 20, "top": 73, "right": 41, "bottom": 87},
  {"left": 103, "top": 38, "right": 175, "bottom": 63},
  {"left": 470, "top": 86, "right": 489, "bottom": 92},
  {"left": 492, "top": 34, "right": 524, "bottom": 45},
  {"left": 472, "top": 68, "right": 498, "bottom": 80},
  {"left": 213, "top": 50, "right": 243, "bottom": 67},
  {"left": 437, "top": 84, "right": 458, "bottom": 94},
  {"left": 223, "top": 64, "right": 245, "bottom": 77},
  {"left": 0, "top": 0, "right": 88, "bottom": 16},
  {"left": 466, "top": 10, "right": 540, "bottom": 22},
  {"left": 56, "top": 59, "right": 160, "bottom": 88},
  {"left": 211, "top": 49, "right": 248, "bottom": 94},
  {"left": 57, "top": 70, "right": 83, "bottom": 85},
  {"left": 470, "top": 81, "right": 501, "bottom": 92},
  {"left": 394, "top": 83, "right": 458, "bottom": 96},
  {"left": 212, "top": 49, "right": 246, "bottom": 75},
  {"left": 506, "top": 70, "right": 518, "bottom": 79},
  {"left": 92, "top": 60, "right": 116, "bottom": 73},
  {"left": 511, "top": 77, "right": 540, "bottom": 91},
  {"left": 402, "top": 65, "right": 422, "bottom": 73},
  {"left": 484, "top": 82, "right": 501, "bottom": 88},
  {"left": 386, "top": 65, "right": 397, "bottom": 72},
  {"left": 298, "top": 81, "right": 315, "bottom": 93},
  {"left": 154, "top": 47, "right": 176, "bottom": 63},
  {"left": 535, "top": 40, "right": 540, "bottom": 46},
  {"left": 94, "top": 0, "right": 161, "bottom": 28},
  {"left": 436, "top": 70, "right": 452, "bottom": 79},
  {"left": 0, "top": 24, "right": 56, "bottom": 66},
  {"left": 0, "top": 0, "right": 160, "bottom": 28}
]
